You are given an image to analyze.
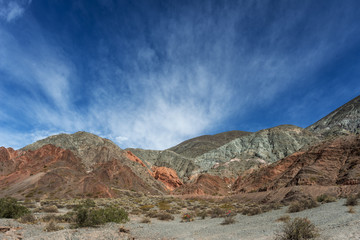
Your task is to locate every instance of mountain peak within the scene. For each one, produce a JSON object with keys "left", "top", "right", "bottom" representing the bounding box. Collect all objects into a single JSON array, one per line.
[{"left": 307, "top": 95, "right": 360, "bottom": 135}]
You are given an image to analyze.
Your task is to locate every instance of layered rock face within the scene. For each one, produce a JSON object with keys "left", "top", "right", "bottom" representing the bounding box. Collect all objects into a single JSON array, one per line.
[
  {"left": 194, "top": 125, "right": 319, "bottom": 175},
  {"left": 127, "top": 148, "right": 198, "bottom": 179},
  {"left": 233, "top": 135, "right": 360, "bottom": 193},
  {"left": 307, "top": 95, "right": 360, "bottom": 136},
  {"left": 168, "top": 130, "right": 251, "bottom": 158}
]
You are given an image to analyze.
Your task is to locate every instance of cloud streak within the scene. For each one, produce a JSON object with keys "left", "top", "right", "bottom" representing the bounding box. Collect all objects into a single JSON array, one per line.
[{"left": 0, "top": 0, "right": 30, "bottom": 22}]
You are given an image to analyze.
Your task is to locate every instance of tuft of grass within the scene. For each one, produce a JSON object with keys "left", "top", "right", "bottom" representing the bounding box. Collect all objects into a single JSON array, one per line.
[
  {"left": 0, "top": 197, "right": 30, "bottom": 219},
  {"left": 345, "top": 195, "right": 358, "bottom": 206},
  {"left": 277, "top": 215, "right": 291, "bottom": 222},
  {"left": 221, "top": 215, "right": 235, "bottom": 225},
  {"left": 276, "top": 217, "right": 319, "bottom": 240},
  {"left": 140, "top": 217, "right": 151, "bottom": 223},
  {"left": 288, "top": 199, "right": 318, "bottom": 213},
  {"left": 348, "top": 206, "right": 356, "bottom": 214}
]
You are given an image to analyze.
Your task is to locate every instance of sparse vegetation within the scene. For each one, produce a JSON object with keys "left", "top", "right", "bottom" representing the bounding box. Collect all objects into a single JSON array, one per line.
[
  {"left": 288, "top": 199, "right": 318, "bottom": 213},
  {"left": 0, "top": 197, "right": 30, "bottom": 218},
  {"left": 276, "top": 217, "right": 318, "bottom": 240}
]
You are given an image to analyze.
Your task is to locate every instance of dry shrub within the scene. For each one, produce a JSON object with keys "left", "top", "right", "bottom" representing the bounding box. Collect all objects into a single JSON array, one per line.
[
  {"left": 44, "top": 219, "right": 63, "bottom": 232},
  {"left": 157, "top": 201, "right": 171, "bottom": 211},
  {"left": 345, "top": 195, "right": 358, "bottom": 206},
  {"left": 18, "top": 213, "right": 37, "bottom": 224},
  {"left": 139, "top": 204, "right": 155, "bottom": 212},
  {"left": 221, "top": 215, "right": 235, "bottom": 225},
  {"left": 277, "top": 215, "right": 290, "bottom": 222},
  {"left": 288, "top": 199, "right": 318, "bottom": 213},
  {"left": 210, "top": 207, "right": 225, "bottom": 218},
  {"left": 156, "top": 212, "right": 174, "bottom": 221},
  {"left": 276, "top": 217, "right": 318, "bottom": 240},
  {"left": 348, "top": 206, "right": 355, "bottom": 214},
  {"left": 316, "top": 194, "right": 336, "bottom": 203},
  {"left": 242, "top": 206, "right": 262, "bottom": 216},
  {"left": 42, "top": 205, "right": 58, "bottom": 213}
]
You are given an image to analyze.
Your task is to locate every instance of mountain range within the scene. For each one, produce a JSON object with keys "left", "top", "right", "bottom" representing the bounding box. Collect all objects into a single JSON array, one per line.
[{"left": 0, "top": 95, "right": 359, "bottom": 202}]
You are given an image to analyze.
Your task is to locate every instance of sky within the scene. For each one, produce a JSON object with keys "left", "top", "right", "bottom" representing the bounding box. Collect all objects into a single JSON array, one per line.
[{"left": 0, "top": 0, "right": 360, "bottom": 150}]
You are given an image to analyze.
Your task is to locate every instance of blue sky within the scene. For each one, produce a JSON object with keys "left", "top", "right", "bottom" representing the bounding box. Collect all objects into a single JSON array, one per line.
[{"left": 0, "top": 0, "right": 360, "bottom": 150}]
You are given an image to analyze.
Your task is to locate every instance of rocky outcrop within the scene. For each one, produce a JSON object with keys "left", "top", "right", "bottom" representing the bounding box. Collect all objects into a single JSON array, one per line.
[
  {"left": 233, "top": 135, "right": 360, "bottom": 193},
  {"left": 307, "top": 95, "right": 360, "bottom": 136},
  {"left": 22, "top": 131, "right": 127, "bottom": 170},
  {"left": 127, "top": 148, "right": 198, "bottom": 179},
  {"left": 194, "top": 125, "right": 319, "bottom": 175},
  {"left": 173, "top": 174, "right": 232, "bottom": 196},
  {"left": 152, "top": 166, "right": 183, "bottom": 191},
  {"left": 168, "top": 130, "right": 251, "bottom": 158}
]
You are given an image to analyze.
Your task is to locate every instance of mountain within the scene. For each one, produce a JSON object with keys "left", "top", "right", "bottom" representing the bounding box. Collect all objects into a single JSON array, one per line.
[
  {"left": 0, "top": 132, "right": 188, "bottom": 199},
  {"left": 307, "top": 95, "right": 360, "bottom": 136}
]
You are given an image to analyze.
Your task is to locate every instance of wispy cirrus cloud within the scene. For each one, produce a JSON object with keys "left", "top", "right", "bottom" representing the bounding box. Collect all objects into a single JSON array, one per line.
[{"left": 1, "top": 0, "right": 360, "bottom": 150}]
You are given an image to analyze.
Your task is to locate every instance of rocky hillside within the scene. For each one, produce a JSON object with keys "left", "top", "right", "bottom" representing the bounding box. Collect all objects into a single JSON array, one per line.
[
  {"left": 126, "top": 149, "right": 198, "bottom": 179},
  {"left": 307, "top": 95, "right": 360, "bottom": 136},
  {"left": 232, "top": 135, "right": 360, "bottom": 194},
  {"left": 22, "top": 131, "right": 126, "bottom": 170},
  {"left": 193, "top": 125, "right": 319, "bottom": 174}
]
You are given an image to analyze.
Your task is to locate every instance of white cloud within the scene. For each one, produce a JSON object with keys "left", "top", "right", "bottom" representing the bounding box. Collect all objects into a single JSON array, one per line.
[{"left": 0, "top": 0, "right": 30, "bottom": 22}]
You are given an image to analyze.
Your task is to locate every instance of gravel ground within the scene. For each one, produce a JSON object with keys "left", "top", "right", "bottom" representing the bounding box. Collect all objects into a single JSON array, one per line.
[{"left": 0, "top": 199, "right": 359, "bottom": 240}]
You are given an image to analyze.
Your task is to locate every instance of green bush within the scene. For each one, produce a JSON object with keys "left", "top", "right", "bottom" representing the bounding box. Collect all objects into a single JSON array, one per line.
[
  {"left": 276, "top": 217, "right": 318, "bottom": 240},
  {"left": 75, "top": 204, "right": 128, "bottom": 228},
  {"left": 0, "top": 197, "right": 30, "bottom": 218}
]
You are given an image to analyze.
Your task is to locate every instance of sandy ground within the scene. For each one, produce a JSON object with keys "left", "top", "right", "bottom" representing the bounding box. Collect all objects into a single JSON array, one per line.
[{"left": 0, "top": 199, "right": 359, "bottom": 240}]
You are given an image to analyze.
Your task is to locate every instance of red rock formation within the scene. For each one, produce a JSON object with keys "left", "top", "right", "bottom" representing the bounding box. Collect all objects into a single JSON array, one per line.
[
  {"left": 151, "top": 166, "right": 183, "bottom": 191},
  {"left": 174, "top": 174, "right": 230, "bottom": 196},
  {"left": 126, "top": 150, "right": 148, "bottom": 168},
  {"left": 233, "top": 135, "right": 360, "bottom": 193},
  {"left": 0, "top": 144, "right": 166, "bottom": 199}
]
